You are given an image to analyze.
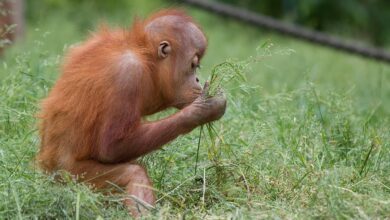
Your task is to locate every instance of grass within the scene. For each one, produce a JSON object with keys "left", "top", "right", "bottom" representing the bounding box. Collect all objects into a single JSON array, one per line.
[
  {"left": 1, "top": 1, "right": 390, "bottom": 219},
  {"left": 194, "top": 54, "right": 249, "bottom": 176}
]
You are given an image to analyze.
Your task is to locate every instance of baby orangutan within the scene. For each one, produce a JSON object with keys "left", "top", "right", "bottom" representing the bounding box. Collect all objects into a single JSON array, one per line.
[{"left": 37, "top": 9, "right": 226, "bottom": 216}]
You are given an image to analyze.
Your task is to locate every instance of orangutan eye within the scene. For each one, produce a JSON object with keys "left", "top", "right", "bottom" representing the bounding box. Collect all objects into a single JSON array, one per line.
[
  {"left": 191, "top": 63, "right": 200, "bottom": 69},
  {"left": 191, "top": 55, "right": 199, "bottom": 69}
]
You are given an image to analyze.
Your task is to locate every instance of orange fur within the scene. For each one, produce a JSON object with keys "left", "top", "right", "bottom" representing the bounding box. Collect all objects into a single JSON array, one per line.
[{"left": 37, "top": 9, "right": 212, "bottom": 217}]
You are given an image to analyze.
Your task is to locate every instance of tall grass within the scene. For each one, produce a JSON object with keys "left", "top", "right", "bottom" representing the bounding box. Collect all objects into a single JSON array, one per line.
[
  {"left": 194, "top": 59, "right": 247, "bottom": 176},
  {"left": 194, "top": 42, "right": 292, "bottom": 176}
]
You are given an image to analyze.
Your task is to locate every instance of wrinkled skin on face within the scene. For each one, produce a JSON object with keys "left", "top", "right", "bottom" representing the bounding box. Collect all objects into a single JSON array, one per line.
[
  {"left": 146, "top": 14, "right": 226, "bottom": 125},
  {"left": 146, "top": 15, "right": 207, "bottom": 109}
]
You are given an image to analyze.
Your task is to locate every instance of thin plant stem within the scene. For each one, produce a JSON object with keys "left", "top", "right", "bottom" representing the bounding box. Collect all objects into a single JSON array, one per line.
[{"left": 194, "top": 125, "right": 204, "bottom": 176}]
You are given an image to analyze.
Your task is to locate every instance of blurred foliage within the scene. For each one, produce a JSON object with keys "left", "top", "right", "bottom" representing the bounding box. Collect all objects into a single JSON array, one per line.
[
  {"left": 217, "top": 0, "right": 390, "bottom": 46},
  {"left": 25, "top": 0, "right": 165, "bottom": 32},
  {"left": 26, "top": 0, "right": 127, "bottom": 31},
  {"left": 25, "top": 0, "right": 390, "bottom": 46}
]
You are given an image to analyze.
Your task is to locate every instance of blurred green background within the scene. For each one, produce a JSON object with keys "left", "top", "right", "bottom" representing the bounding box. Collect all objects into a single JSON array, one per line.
[
  {"left": 26, "top": 0, "right": 390, "bottom": 46},
  {"left": 217, "top": 0, "right": 390, "bottom": 46}
]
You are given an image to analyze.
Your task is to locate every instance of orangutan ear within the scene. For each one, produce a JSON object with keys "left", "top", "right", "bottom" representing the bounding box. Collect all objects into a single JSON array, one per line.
[{"left": 158, "top": 41, "right": 171, "bottom": 58}]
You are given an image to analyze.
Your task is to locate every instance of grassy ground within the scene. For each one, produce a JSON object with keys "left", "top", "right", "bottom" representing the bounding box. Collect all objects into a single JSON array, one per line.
[{"left": 1, "top": 1, "right": 389, "bottom": 219}]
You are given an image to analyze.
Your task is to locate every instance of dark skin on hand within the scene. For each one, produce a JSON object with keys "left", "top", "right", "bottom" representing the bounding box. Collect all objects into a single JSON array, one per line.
[{"left": 37, "top": 9, "right": 226, "bottom": 217}]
